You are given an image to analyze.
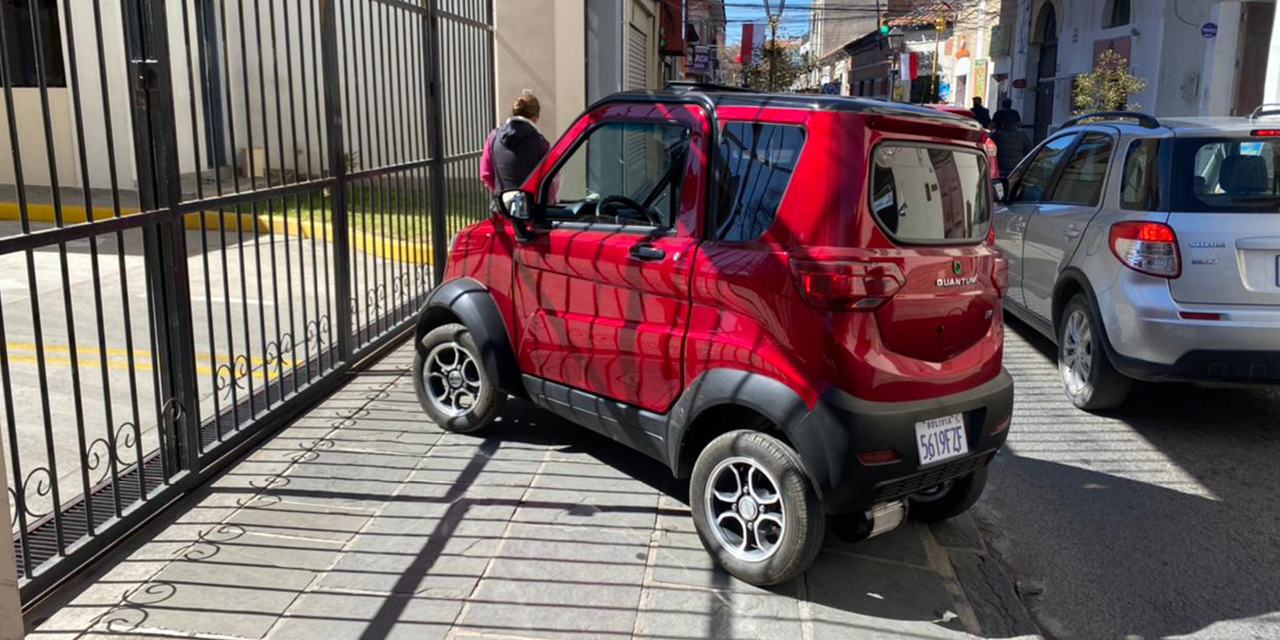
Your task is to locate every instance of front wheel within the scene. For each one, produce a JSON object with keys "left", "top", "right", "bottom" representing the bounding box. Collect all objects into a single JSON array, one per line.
[
  {"left": 1058, "top": 294, "right": 1131, "bottom": 411},
  {"left": 414, "top": 323, "right": 504, "bottom": 434},
  {"left": 689, "top": 430, "right": 825, "bottom": 586}
]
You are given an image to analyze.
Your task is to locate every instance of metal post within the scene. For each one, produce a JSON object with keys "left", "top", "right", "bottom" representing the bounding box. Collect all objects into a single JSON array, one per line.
[
  {"left": 0, "top": 435, "right": 23, "bottom": 639},
  {"left": 426, "top": 0, "right": 449, "bottom": 283},
  {"left": 320, "top": 0, "right": 354, "bottom": 360}
]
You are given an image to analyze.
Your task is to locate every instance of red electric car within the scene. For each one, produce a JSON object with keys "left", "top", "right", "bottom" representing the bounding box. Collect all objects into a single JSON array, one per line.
[{"left": 414, "top": 84, "right": 1014, "bottom": 585}]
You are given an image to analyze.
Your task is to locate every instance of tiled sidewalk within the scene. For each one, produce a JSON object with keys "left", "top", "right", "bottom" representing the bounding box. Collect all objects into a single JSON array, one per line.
[{"left": 29, "top": 344, "right": 1038, "bottom": 640}]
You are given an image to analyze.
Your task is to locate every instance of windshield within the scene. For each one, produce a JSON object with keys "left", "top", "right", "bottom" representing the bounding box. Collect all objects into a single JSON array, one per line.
[
  {"left": 1172, "top": 137, "right": 1280, "bottom": 212},
  {"left": 869, "top": 143, "right": 991, "bottom": 244}
]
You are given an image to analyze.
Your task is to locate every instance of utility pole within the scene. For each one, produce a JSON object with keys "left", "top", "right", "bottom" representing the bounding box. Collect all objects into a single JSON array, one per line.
[{"left": 933, "top": 14, "right": 946, "bottom": 102}]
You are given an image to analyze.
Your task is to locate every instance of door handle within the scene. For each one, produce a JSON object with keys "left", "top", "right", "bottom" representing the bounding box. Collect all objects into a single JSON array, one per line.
[
  {"left": 629, "top": 243, "right": 666, "bottom": 261},
  {"left": 1063, "top": 225, "right": 1082, "bottom": 239}
]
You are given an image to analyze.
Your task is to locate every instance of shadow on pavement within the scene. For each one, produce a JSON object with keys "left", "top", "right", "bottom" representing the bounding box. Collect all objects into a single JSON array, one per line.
[{"left": 986, "top": 317, "right": 1280, "bottom": 639}]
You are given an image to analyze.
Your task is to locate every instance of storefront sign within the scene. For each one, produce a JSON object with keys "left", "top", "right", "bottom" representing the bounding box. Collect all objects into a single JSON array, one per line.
[
  {"left": 659, "top": 0, "right": 685, "bottom": 55},
  {"left": 1201, "top": 22, "right": 1218, "bottom": 38},
  {"left": 1012, "top": 78, "right": 1027, "bottom": 89},
  {"left": 973, "top": 59, "right": 988, "bottom": 103},
  {"left": 688, "top": 46, "right": 712, "bottom": 74}
]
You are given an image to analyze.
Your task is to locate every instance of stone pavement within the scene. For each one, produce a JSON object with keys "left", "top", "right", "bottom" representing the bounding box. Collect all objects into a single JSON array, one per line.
[{"left": 28, "top": 343, "right": 1039, "bottom": 640}]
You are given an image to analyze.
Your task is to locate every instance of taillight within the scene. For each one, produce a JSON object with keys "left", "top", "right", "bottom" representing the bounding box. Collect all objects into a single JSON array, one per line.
[
  {"left": 1109, "top": 221, "right": 1181, "bottom": 278},
  {"left": 789, "top": 259, "right": 905, "bottom": 310}
]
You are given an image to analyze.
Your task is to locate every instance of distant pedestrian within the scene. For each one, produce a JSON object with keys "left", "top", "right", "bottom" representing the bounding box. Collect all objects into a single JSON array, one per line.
[
  {"left": 480, "top": 92, "right": 550, "bottom": 194},
  {"left": 991, "top": 98, "right": 1021, "bottom": 131},
  {"left": 971, "top": 97, "right": 992, "bottom": 128},
  {"left": 990, "top": 116, "right": 1032, "bottom": 176}
]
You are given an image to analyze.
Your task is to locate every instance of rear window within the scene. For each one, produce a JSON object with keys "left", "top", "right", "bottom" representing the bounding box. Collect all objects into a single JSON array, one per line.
[
  {"left": 1172, "top": 137, "right": 1280, "bottom": 212},
  {"left": 869, "top": 144, "right": 991, "bottom": 244}
]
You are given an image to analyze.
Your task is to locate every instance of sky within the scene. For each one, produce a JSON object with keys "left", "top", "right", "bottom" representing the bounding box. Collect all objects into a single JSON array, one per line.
[{"left": 724, "top": 0, "right": 815, "bottom": 44}]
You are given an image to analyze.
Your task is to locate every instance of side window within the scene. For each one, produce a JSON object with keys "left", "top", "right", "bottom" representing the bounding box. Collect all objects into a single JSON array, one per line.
[
  {"left": 1012, "top": 134, "right": 1077, "bottom": 203},
  {"left": 713, "top": 123, "right": 805, "bottom": 242},
  {"left": 544, "top": 121, "right": 691, "bottom": 227},
  {"left": 1120, "top": 139, "right": 1161, "bottom": 210},
  {"left": 1049, "top": 132, "right": 1113, "bottom": 206}
]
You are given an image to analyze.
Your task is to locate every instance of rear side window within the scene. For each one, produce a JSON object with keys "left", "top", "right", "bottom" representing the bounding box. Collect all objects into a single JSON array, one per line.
[
  {"left": 713, "top": 123, "right": 805, "bottom": 241},
  {"left": 1170, "top": 137, "right": 1280, "bottom": 213},
  {"left": 1012, "top": 134, "right": 1077, "bottom": 203},
  {"left": 869, "top": 144, "right": 991, "bottom": 244},
  {"left": 1120, "top": 139, "right": 1161, "bottom": 211},
  {"left": 1050, "top": 133, "right": 1112, "bottom": 205}
]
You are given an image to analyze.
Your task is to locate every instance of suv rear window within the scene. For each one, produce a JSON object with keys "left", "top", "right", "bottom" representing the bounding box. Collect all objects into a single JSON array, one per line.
[
  {"left": 870, "top": 144, "right": 991, "bottom": 243},
  {"left": 1172, "top": 137, "right": 1280, "bottom": 213}
]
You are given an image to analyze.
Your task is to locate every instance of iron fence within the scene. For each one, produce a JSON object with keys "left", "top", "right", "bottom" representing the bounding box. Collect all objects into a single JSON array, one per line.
[{"left": 0, "top": 0, "right": 494, "bottom": 606}]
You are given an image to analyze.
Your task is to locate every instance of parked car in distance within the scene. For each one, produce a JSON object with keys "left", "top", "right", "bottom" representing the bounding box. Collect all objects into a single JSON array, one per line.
[
  {"left": 993, "top": 110, "right": 1280, "bottom": 410},
  {"left": 413, "top": 84, "right": 1015, "bottom": 586}
]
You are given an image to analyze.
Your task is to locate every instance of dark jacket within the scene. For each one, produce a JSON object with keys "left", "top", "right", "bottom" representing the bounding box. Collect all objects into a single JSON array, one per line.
[
  {"left": 991, "top": 108, "right": 1021, "bottom": 131},
  {"left": 990, "top": 127, "right": 1032, "bottom": 176},
  {"left": 971, "top": 105, "right": 992, "bottom": 128},
  {"left": 483, "top": 117, "right": 550, "bottom": 193}
]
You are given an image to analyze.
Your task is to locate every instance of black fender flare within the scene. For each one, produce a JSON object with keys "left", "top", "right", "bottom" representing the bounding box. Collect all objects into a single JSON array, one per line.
[
  {"left": 665, "top": 369, "right": 832, "bottom": 501},
  {"left": 414, "top": 277, "right": 525, "bottom": 399}
]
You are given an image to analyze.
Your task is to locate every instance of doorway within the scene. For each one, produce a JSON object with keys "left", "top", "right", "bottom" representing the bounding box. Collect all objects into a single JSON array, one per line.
[
  {"left": 1232, "top": 1, "right": 1275, "bottom": 116},
  {"left": 1032, "top": 4, "right": 1058, "bottom": 142}
]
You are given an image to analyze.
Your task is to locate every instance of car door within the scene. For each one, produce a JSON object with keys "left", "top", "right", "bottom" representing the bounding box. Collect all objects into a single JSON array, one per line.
[
  {"left": 997, "top": 132, "right": 1079, "bottom": 311},
  {"left": 1022, "top": 131, "right": 1114, "bottom": 320},
  {"left": 513, "top": 102, "right": 707, "bottom": 414}
]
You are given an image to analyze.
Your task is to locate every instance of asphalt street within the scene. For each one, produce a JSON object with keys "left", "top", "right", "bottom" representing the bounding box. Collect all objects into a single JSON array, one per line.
[{"left": 978, "top": 317, "right": 1280, "bottom": 640}]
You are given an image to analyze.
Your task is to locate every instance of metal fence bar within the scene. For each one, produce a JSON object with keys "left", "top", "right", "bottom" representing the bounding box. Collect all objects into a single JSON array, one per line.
[{"left": 1, "top": 0, "right": 492, "bottom": 610}]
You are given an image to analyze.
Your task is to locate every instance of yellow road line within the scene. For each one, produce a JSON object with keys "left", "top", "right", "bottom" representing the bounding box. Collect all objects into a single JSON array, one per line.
[
  {"left": 3, "top": 341, "right": 291, "bottom": 366},
  {"left": 0, "top": 353, "right": 290, "bottom": 381}
]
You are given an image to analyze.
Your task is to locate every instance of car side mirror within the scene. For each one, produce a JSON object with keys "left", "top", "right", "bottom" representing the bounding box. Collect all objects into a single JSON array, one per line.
[
  {"left": 497, "top": 189, "right": 533, "bottom": 221},
  {"left": 992, "top": 177, "right": 1010, "bottom": 203}
]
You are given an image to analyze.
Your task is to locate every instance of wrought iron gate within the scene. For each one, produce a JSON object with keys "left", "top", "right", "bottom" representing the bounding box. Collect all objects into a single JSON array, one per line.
[{"left": 0, "top": 0, "right": 494, "bottom": 605}]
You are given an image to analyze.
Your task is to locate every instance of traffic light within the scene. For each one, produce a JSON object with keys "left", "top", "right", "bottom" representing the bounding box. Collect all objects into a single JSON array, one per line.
[{"left": 879, "top": 20, "right": 890, "bottom": 35}]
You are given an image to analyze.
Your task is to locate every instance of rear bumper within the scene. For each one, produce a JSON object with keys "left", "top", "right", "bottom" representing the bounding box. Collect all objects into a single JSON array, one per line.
[
  {"left": 794, "top": 369, "right": 1014, "bottom": 514},
  {"left": 1109, "top": 348, "right": 1280, "bottom": 384}
]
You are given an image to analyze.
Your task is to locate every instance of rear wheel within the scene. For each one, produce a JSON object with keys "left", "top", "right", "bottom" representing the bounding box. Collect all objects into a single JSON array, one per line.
[
  {"left": 908, "top": 466, "right": 988, "bottom": 522},
  {"left": 1058, "top": 294, "right": 1131, "bottom": 411},
  {"left": 414, "top": 323, "right": 504, "bottom": 434},
  {"left": 690, "top": 430, "right": 824, "bottom": 586}
]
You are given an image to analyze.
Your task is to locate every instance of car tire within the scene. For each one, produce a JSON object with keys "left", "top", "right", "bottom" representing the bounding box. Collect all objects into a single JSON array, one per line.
[
  {"left": 689, "top": 430, "right": 825, "bottom": 586},
  {"left": 908, "top": 466, "right": 988, "bottom": 522},
  {"left": 1058, "top": 294, "right": 1131, "bottom": 411},
  {"left": 414, "top": 323, "right": 504, "bottom": 434}
]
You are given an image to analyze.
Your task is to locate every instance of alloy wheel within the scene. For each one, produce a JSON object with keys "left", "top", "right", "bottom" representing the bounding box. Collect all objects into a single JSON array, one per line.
[
  {"left": 423, "top": 341, "right": 482, "bottom": 417},
  {"left": 1061, "top": 309, "right": 1094, "bottom": 396},
  {"left": 704, "top": 456, "right": 786, "bottom": 562}
]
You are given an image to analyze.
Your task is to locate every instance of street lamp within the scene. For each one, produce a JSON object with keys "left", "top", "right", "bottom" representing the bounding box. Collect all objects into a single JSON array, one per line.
[
  {"left": 885, "top": 27, "right": 905, "bottom": 52},
  {"left": 885, "top": 53, "right": 900, "bottom": 101}
]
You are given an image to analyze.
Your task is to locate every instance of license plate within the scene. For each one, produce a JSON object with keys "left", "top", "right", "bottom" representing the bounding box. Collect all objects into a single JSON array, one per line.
[{"left": 915, "top": 413, "right": 969, "bottom": 467}]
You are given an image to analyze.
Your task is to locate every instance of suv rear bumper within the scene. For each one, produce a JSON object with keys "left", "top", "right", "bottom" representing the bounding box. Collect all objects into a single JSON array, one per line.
[
  {"left": 1095, "top": 276, "right": 1280, "bottom": 384},
  {"left": 794, "top": 369, "right": 1014, "bottom": 514}
]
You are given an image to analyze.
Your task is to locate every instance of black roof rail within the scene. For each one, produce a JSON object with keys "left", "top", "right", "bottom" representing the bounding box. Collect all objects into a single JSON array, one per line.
[
  {"left": 664, "top": 80, "right": 754, "bottom": 94},
  {"left": 1061, "top": 111, "right": 1161, "bottom": 129}
]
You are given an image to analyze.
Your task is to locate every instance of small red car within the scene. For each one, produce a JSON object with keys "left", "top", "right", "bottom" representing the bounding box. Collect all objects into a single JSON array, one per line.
[{"left": 415, "top": 85, "right": 1014, "bottom": 585}]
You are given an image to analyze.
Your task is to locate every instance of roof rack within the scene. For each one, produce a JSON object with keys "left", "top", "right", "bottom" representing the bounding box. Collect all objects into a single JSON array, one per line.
[
  {"left": 1061, "top": 111, "right": 1161, "bottom": 129},
  {"left": 1248, "top": 104, "right": 1280, "bottom": 120},
  {"left": 664, "top": 81, "right": 754, "bottom": 94}
]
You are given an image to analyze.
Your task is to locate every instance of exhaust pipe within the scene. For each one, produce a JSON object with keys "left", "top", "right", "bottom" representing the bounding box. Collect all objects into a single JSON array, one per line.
[
  {"left": 866, "top": 499, "right": 907, "bottom": 539},
  {"left": 828, "top": 499, "right": 908, "bottom": 542}
]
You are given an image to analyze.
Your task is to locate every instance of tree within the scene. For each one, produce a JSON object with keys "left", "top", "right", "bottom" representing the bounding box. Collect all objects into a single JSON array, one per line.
[
  {"left": 740, "top": 40, "right": 816, "bottom": 92},
  {"left": 1072, "top": 49, "right": 1148, "bottom": 114}
]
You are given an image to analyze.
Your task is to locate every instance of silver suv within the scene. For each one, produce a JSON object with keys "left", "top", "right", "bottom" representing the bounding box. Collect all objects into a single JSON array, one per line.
[{"left": 993, "top": 111, "right": 1280, "bottom": 410}]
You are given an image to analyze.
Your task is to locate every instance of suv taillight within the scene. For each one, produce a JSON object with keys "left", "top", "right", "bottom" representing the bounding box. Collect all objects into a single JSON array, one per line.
[
  {"left": 1110, "top": 221, "right": 1181, "bottom": 278},
  {"left": 789, "top": 259, "right": 905, "bottom": 310}
]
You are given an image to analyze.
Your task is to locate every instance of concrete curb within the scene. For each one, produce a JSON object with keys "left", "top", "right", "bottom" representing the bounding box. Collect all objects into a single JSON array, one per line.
[{"left": 930, "top": 514, "right": 1042, "bottom": 638}]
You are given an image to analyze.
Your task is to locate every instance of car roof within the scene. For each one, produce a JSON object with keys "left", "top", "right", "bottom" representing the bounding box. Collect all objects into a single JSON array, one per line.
[
  {"left": 596, "top": 87, "right": 985, "bottom": 131},
  {"left": 1063, "top": 114, "right": 1280, "bottom": 137}
]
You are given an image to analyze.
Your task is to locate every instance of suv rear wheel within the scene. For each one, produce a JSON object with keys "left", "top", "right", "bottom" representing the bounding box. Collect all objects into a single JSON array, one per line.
[
  {"left": 1058, "top": 294, "right": 1131, "bottom": 411},
  {"left": 690, "top": 430, "right": 824, "bottom": 586},
  {"left": 414, "top": 323, "right": 504, "bottom": 433}
]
